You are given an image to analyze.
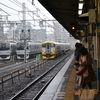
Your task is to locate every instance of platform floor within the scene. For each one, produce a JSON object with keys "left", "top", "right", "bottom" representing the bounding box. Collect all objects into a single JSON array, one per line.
[
  {"left": 38, "top": 54, "right": 100, "bottom": 100},
  {"left": 38, "top": 54, "right": 74, "bottom": 100}
]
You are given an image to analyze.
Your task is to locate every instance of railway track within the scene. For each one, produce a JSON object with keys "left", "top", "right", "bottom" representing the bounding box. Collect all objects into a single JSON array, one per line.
[
  {"left": 0, "top": 50, "right": 74, "bottom": 100},
  {"left": 9, "top": 51, "right": 73, "bottom": 100},
  {"left": 0, "top": 58, "right": 35, "bottom": 69},
  {"left": 0, "top": 58, "right": 41, "bottom": 77}
]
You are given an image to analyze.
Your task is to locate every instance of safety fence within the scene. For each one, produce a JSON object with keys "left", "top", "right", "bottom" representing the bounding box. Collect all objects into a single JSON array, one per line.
[{"left": 0, "top": 60, "right": 47, "bottom": 91}]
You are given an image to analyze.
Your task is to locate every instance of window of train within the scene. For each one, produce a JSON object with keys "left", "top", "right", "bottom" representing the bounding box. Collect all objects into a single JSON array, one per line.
[
  {"left": 36, "top": 45, "right": 38, "bottom": 51},
  {"left": 37, "top": 45, "right": 38, "bottom": 51},
  {"left": 51, "top": 44, "right": 55, "bottom": 47},
  {"left": 17, "top": 43, "right": 28, "bottom": 50},
  {"left": 39, "top": 45, "right": 41, "bottom": 51},
  {"left": 29, "top": 44, "right": 32, "bottom": 50},
  {"left": 0, "top": 43, "right": 10, "bottom": 50},
  {"left": 42, "top": 43, "right": 55, "bottom": 48},
  {"left": 32, "top": 45, "right": 34, "bottom": 51},
  {"left": 42, "top": 44, "right": 46, "bottom": 47},
  {"left": 17, "top": 43, "right": 24, "bottom": 50},
  {"left": 11, "top": 44, "right": 16, "bottom": 52},
  {"left": 46, "top": 43, "right": 55, "bottom": 49},
  {"left": 35, "top": 46, "right": 37, "bottom": 51},
  {"left": 35, "top": 45, "right": 36, "bottom": 51},
  {"left": 57, "top": 46, "right": 61, "bottom": 51}
]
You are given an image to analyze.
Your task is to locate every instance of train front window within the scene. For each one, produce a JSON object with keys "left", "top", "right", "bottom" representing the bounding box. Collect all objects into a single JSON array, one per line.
[
  {"left": 42, "top": 43, "right": 55, "bottom": 48},
  {"left": 51, "top": 44, "right": 55, "bottom": 47},
  {"left": 46, "top": 43, "right": 55, "bottom": 48},
  {"left": 17, "top": 43, "right": 28, "bottom": 50},
  {"left": 11, "top": 45, "right": 16, "bottom": 52},
  {"left": 0, "top": 43, "right": 10, "bottom": 50},
  {"left": 42, "top": 44, "right": 46, "bottom": 47},
  {"left": 17, "top": 43, "right": 24, "bottom": 50}
]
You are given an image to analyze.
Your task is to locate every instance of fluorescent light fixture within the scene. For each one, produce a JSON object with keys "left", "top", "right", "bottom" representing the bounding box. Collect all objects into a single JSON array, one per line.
[
  {"left": 79, "top": 3, "right": 83, "bottom": 9},
  {"left": 79, "top": 0, "right": 83, "bottom": 1},
  {"left": 78, "top": 10, "right": 82, "bottom": 15}
]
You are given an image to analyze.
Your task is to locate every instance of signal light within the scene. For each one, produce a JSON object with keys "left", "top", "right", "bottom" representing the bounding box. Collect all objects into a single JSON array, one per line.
[
  {"left": 70, "top": 22, "right": 77, "bottom": 35},
  {"left": 72, "top": 26, "right": 75, "bottom": 30}
]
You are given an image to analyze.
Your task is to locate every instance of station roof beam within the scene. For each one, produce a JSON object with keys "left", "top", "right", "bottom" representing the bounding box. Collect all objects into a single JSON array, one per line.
[{"left": 38, "top": 0, "right": 95, "bottom": 39}]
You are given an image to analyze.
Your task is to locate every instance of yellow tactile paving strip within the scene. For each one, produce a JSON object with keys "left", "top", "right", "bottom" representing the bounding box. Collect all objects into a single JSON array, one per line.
[{"left": 64, "top": 69, "right": 76, "bottom": 100}]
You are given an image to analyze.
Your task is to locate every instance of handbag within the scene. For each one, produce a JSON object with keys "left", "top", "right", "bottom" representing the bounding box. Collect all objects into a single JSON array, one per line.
[{"left": 78, "top": 86, "right": 98, "bottom": 100}]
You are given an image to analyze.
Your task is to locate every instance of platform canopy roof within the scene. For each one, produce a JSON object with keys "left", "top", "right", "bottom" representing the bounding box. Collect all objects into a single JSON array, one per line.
[{"left": 38, "top": 0, "right": 95, "bottom": 39}]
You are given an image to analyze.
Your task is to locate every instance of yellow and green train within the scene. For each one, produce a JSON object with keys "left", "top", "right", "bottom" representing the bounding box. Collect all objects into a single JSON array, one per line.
[{"left": 41, "top": 41, "right": 71, "bottom": 59}]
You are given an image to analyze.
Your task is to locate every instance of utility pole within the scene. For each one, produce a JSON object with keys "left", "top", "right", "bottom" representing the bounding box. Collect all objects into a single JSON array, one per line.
[
  {"left": 22, "top": 3, "right": 27, "bottom": 63},
  {"left": 0, "top": 15, "right": 4, "bottom": 42}
]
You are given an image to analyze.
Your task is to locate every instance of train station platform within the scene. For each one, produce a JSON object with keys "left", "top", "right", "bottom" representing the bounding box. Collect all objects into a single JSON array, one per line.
[{"left": 39, "top": 54, "right": 100, "bottom": 100}]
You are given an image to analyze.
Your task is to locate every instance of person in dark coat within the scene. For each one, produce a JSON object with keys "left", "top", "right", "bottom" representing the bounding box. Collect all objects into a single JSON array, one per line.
[{"left": 74, "top": 42, "right": 82, "bottom": 70}]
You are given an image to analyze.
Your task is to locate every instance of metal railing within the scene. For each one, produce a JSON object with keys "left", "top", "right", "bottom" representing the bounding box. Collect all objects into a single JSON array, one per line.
[{"left": 0, "top": 60, "right": 47, "bottom": 91}]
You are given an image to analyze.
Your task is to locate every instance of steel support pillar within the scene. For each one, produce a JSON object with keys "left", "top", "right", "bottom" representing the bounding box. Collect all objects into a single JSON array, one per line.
[{"left": 96, "top": 0, "right": 100, "bottom": 91}]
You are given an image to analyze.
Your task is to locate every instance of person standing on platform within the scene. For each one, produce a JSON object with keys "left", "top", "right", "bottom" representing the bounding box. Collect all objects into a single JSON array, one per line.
[
  {"left": 76, "top": 46, "right": 97, "bottom": 89},
  {"left": 74, "top": 42, "right": 82, "bottom": 70}
]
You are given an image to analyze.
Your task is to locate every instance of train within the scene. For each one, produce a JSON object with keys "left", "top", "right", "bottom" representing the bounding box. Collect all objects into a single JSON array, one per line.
[
  {"left": 16, "top": 41, "right": 42, "bottom": 59},
  {"left": 41, "top": 41, "right": 71, "bottom": 59},
  {"left": 0, "top": 41, "right": 17, "bottom": 60},
  {"left": 0, "top": 40, "right": 42, "bottom": 60},
  {"left": 0, "top": 40, "right": 71, "bottom": 60}
]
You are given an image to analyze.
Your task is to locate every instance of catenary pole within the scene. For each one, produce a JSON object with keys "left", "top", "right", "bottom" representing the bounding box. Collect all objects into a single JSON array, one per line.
[{"left": 22, "top": 3, "right": 27, "bottom": 63}]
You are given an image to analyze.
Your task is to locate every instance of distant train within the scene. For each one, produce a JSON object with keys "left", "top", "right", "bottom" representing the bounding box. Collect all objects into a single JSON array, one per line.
[
  {"left": 0, "top": 40, "right": 42, "bottom": 60},
  {"left": 0, "top": 40, "right": 71, "bottom": 60},
  {"left": 17, "top": 41, "right": 42, "bottom": 59},
  {"left": 0, "top": 41, "right": 17, "bottom": 59},
  {"left": 41, "top": 41, "right": 71, "bottom": 59}
]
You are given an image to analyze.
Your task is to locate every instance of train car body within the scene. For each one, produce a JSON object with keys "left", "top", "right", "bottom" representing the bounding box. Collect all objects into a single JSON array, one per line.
[
  {"left": 0, "top": 41, "right": 17, "bottom": 60},
  {"left": 17, "top": 41, "right": 41, "bottom": 59},
  {"left": 41, "top": 41, "right": 71, "bottom": 59}
]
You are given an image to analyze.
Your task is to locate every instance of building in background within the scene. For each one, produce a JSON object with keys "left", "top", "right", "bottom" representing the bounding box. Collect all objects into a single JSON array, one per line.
[
  {"left": 47, "top": 33, "right": 55, "bottom": 41},
  {"left": 31, "top": 29, "right": 46, "bottom": 42},
  {"left": 53, "top": 22, "right": 70, "bottom": 43}
]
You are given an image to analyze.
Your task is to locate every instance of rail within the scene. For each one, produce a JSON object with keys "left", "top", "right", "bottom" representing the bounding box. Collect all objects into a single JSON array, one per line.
[{"left": 10, "top": 50, "right": 74, "bottom": 100}]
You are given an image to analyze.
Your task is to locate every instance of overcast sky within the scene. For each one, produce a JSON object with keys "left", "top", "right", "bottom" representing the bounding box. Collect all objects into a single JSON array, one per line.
[{"left": 0, "top": 0, "right": 54, "bottom": 21}]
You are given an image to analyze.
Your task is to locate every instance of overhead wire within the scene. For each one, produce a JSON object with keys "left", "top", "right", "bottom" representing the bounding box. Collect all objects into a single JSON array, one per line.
[
  {"left": 1, "top": 0, "right": 61, "bottom": 33},
  {"left": 0, "top": 2, "right": 19, "bottom": 12},
  {"left": 8, "top": 0, "right": 45, "bottom": 28},
  {"left": 9, "top": 0, "right": 54, "bottom": 31},
  {"left": 9, "top": 0, "right": 21, "bottom": 8},
  {"left": 13, "top": 0, "right": 22, "bottom": 6},
  {"left": 26, "top": 0, "right": 55, "bottom": 31},
  {"left": 8, "top": 0, "right": 36, "bottom": 28},
  {"left": 0, "top": 8, "right": 10, "bottom": 16}
]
